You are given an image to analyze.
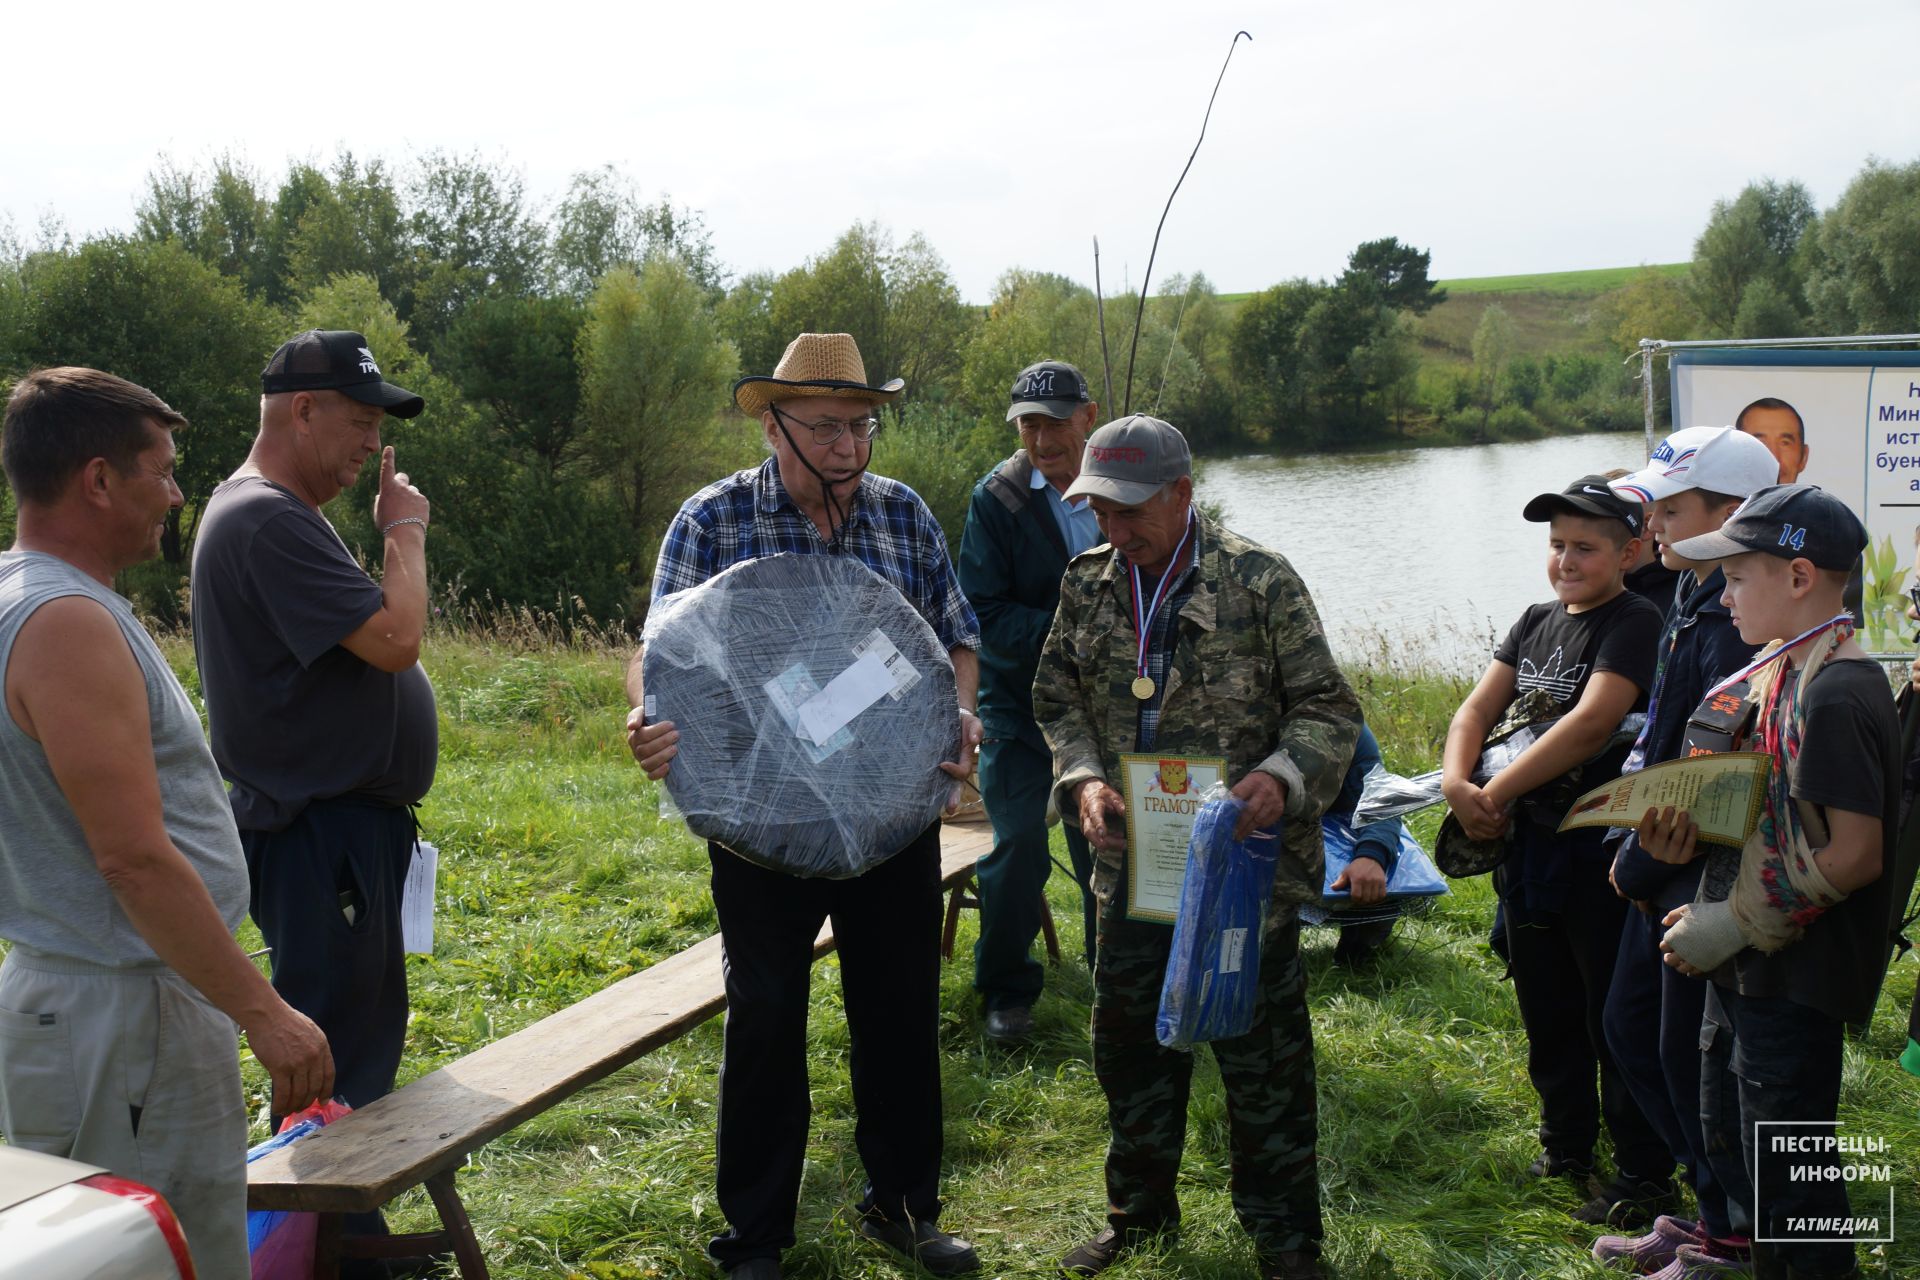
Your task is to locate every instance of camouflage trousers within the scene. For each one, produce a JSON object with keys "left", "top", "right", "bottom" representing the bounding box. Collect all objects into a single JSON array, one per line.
[{"left": 1092, "top": 877, "right": 1322, "bottom": 1259}]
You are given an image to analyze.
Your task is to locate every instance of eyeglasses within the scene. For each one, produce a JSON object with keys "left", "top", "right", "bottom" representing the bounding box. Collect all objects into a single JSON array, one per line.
[{"left": 771, "top": 404, "right": 883, "bottom": 446}]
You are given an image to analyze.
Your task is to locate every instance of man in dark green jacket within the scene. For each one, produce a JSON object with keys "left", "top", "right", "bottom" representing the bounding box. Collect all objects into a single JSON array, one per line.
[{"left": 956, "top": 360, "right": 1103, "bottom": 1042}]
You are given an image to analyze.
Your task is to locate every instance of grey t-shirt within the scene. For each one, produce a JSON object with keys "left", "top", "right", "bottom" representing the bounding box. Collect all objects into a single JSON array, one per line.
[
  {"left": 191, "top": 475, "right": 437, "bottom": 832},
  {"left": 0, "top": 551, "right": 247, "bottom": 965}
]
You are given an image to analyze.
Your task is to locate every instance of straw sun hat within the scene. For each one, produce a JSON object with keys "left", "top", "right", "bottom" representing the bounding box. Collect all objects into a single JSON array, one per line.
[{"left": 733, "top": 332, "right": 905, "bottom": 417}]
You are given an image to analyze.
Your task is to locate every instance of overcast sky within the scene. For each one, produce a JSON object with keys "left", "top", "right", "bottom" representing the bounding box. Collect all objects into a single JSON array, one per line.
[{"left": 5, "top": 0, "right": 1916, "bottom": 300}]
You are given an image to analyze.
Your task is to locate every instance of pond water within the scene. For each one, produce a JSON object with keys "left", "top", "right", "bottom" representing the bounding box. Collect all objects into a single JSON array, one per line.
[{"left": 1196, "top": 431, "right": 1651, "bottom": 674}]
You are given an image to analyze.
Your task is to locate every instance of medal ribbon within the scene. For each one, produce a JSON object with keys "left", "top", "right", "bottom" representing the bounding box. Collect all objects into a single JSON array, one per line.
[
  {"left": 1705, "top": 612, "right": 1854, "bottom": 702},
  {"left": 1129, "top": 512, "right": 1197, "bottom": 691}
]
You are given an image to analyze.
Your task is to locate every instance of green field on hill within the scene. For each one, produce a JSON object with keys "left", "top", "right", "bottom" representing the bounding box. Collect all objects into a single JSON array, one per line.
[{"left": 1215, "top": 262, "right": 1688, "bottom": 307}]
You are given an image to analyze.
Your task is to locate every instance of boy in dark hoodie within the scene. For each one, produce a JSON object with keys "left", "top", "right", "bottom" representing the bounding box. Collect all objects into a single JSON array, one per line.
[{"left": 1589, "top": 427, "right": 1779, "bottom": 1273}]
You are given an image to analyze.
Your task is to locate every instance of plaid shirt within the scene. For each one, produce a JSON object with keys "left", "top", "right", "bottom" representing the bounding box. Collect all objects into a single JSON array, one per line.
[
  {"left": 651, "top": 458, "right": 981, "bottom": 652},
  {"left": 1130, "top": 523, "right": 1200, "bottom": 752}
]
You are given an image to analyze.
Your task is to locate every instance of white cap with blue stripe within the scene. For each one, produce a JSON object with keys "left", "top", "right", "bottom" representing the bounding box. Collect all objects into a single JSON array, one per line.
[{"left": 1611, "top": 425, "right": 1780, "bottom": 504}]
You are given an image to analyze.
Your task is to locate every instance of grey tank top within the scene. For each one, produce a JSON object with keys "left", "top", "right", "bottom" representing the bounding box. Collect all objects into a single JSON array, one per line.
[{"left": 0, "top": 551, "right": 247, "bottom": 965}]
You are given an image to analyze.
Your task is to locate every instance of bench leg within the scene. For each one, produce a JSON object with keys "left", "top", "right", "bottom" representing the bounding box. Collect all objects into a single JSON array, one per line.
[
  {"left": 314, "top": 1212, "right": 343, "bottom": 1278},
  {"left": 1038, "top": 894, "right": 1062, "bottom": 965},
  {"left": 940, "top": 877, "right": 978, "bottom": 961},
  {"left": 426, "top": 1168, "right": 492, "bottom": 1280}
]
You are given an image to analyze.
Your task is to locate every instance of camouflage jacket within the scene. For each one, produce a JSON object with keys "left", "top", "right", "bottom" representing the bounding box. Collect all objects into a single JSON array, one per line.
[{"left": 1032, "top": 511, "right": 1362, "bottom": 907}]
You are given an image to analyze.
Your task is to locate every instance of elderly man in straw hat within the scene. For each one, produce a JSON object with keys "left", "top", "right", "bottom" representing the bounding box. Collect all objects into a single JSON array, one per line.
[{"left": 625, "top": 333, "right": 983, "bottom": 1279}]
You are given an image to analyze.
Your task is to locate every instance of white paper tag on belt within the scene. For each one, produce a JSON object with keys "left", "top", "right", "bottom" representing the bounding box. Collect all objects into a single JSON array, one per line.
[
  {"left": 1217, "top": 926, "right": 1247, "bottom": 975},
  {"left": 853, "top": 628, "right": 923, "bottom": 700},
  {"left": 402, "top": 840, "right": 439, "bottom": 955}
]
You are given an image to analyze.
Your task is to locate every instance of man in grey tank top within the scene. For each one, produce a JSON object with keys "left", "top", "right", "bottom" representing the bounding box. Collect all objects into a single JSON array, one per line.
[{"left": 0, "top": 368, "right": 333, "bottom": 1280}]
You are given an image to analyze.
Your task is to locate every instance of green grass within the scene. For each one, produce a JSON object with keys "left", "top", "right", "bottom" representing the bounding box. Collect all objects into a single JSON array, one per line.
[{"left": 74, "top": 637, "right": 1920, "bottom": 1276}]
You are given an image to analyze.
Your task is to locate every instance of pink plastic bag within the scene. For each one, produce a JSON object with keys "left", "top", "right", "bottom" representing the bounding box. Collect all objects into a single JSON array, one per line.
[{"left": 246, "top": 1099, "right": 353, "bottom": 1280}]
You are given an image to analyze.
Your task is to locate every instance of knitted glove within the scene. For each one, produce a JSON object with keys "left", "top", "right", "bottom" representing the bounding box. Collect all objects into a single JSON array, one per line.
[{"left": 1663, "top": 899, "right": 1749, "bottom": 971}]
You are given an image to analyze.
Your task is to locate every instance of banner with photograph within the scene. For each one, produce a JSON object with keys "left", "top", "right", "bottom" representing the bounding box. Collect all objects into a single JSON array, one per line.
[{"left": 1671, "top": 350, "right": 1920, "bottom": 652}]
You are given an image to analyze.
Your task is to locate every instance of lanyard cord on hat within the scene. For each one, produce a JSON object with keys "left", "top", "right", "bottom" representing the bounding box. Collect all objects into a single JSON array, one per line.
[
  {"left": 1127, "top": 509, "right": 1197, "bottom": 700},
  {"left": 771, "top": 407, "right": 867, "bottom": 554}
]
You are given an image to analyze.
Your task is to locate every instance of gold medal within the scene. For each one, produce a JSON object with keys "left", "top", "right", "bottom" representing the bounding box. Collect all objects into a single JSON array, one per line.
[{"left": 1131, "top": 675, "right": 1156, "bottom": 700}]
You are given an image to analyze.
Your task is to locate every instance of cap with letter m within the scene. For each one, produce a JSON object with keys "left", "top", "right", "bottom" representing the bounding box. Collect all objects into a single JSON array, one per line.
[
  {"left": 261, "top": 329, "right": 426, "bottom": 419},
  {"left": 1006, "top": 360, "right": 1092, "bottom": 422},
  {"left": 1063, "top": 414, "right": 1191, "bottom": 505}
]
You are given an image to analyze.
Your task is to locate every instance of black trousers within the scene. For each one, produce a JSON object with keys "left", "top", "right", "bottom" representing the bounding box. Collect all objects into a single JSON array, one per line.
[
  {"left": 1604, "top": 903, "right": 1744, "bottom": 1235},
  {"left": 706, "top": 823, "right": 945, "bottom": 1270},
  {"left": 1502, "top": 853, "right": 1670, "bottom": 1177},
  {"left": 975, "top": 734, "right": 1097, "bottom": 1008},
  {"left": 243, "top": 797, "right": 415, "bottom": 1116},
  {"left": 1701, "top": 986, "right": 1854, "bottom": 1278}
]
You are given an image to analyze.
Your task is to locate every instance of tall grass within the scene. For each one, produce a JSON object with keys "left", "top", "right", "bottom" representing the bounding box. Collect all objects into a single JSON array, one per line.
[{"left": 141, "top": 633, "right": 1920, "bottom": 1277}]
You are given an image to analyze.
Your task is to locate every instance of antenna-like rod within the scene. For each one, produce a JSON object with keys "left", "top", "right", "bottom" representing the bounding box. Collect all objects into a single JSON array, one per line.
[
  {"left": 1093, "top": 236, "right": 1116, "bottom": 417},
  {"left": 1122, "top": 29, "right": 1251, "bottom": 415},
  {"left": 1152, "top": 281, "right": 1196, "bottom": 415}
]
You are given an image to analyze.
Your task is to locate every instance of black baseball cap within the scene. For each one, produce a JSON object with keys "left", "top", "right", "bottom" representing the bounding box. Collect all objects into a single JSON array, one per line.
[
  {"left": 261, "top": 330, "right": 426, "bottom": 419},
  {"left": 1006, "top": 360, "right": 1092, "bottom": 422},
  {"left": 1666, "top": 484, "right": 1867, "bottom": 571},
  {"left": 1522, "top": 473, "right": 1645, "bottom": 538}
]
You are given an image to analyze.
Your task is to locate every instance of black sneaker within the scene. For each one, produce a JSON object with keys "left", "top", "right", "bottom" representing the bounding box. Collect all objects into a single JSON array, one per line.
[
  {"left": 1572, "top": 1173, "right": 1680, "bottom": 1228},
  {"left": 1525, "top": 1149, "right": 1596, "bottom": 1185},
  {"left": 725, "top": 1261, "right": 783, "bottom": 1280},
  {"left": 856, "top": 1214, "right": 980, "bottom": 1275},
  {"left": 984, "top": 1005, "right": 1035, "bottom": 1043},
  {"left": 1060, "top": 1227, "right": 1124, "bottom": 1277},
  {"left": 1059, "top": 1225, "right": 1171, "bottom": 1277},
  {"left": 1259, "top": 1249, "right": 1325, "bottom": 1280}
]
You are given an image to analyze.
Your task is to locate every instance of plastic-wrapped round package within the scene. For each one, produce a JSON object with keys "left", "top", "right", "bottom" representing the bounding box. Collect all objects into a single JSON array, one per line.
[{"left": 640, "top": 553, "right": 959, "bottom": 878}]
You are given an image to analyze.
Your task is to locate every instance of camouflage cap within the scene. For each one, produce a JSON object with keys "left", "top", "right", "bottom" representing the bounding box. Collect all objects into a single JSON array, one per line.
[
  {"left": 1063, "top": 414, "right": 1191, "bottom": 505},
  {"left": 1433, "top": 811, "right": 1512, "bottom": 879}
]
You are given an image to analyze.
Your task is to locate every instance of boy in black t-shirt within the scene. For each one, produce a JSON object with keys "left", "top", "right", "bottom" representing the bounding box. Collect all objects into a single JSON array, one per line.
[
  {"left": 1645, "top": 486, "right": 1908, "bottom": 1280},
  {"left": 1442, "top": 474, "right": 1672, "bottom": 1225}
]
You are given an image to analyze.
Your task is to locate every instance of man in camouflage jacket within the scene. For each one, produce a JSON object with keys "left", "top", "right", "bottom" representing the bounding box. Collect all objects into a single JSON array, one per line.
[{"left": 1031, "top": 415, "right": 1360, "bottom": 1280}]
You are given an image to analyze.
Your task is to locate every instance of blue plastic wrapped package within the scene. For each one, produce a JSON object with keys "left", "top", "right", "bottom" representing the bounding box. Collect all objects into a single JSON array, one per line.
[
  {"left": 1156, "top": 786, "right": 1280, "bottom": 1050},
  {"left": 1307, "top": 813, "right": 1449, "bottom": 927}
]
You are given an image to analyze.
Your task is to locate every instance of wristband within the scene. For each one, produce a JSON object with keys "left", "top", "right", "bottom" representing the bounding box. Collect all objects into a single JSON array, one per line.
[{"left": 381, "top": 516, "right": 428, "bottom": 536}]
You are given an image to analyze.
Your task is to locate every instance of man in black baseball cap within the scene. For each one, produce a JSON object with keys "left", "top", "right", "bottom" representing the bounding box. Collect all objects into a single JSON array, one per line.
[
  {"left": 955, "top": 360, "right": 1102, "bottom": 1042},
  {"left": 191, "top": 327, "right": 438, "bottom": 1253},
  {"left": 260, "top": 329, "right": 425, "bottom": 418}
]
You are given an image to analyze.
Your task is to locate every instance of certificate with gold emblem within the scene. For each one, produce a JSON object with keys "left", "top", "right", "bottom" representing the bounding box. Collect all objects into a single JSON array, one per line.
[{"left": 1118, "top": 752, "right": 1227, "bottom": 923}]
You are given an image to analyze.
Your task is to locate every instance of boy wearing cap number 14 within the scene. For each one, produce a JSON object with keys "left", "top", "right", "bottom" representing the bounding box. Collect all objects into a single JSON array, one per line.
[
  {"left": 1642, "top": 485, "right": 1910, "bottom": 1280},
  {"left": 1441, "top": 475, "right": 1675, "bottom": 1222}
]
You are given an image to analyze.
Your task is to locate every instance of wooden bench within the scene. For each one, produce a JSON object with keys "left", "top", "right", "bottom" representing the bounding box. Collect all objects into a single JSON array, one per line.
[{"left": 246, "top": 823, "right": 993, "bottom": 1279}]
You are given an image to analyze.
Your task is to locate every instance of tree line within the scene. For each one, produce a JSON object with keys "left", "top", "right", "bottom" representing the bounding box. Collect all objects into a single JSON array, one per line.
[{"left": 0, "top": 150, "right": 1915, "bottom": 627}]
